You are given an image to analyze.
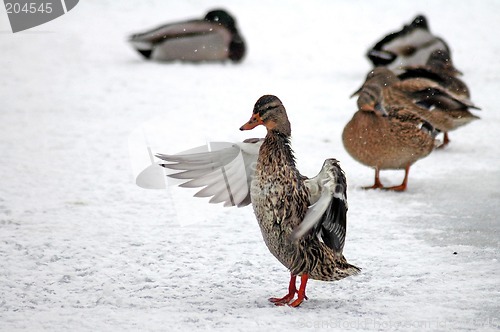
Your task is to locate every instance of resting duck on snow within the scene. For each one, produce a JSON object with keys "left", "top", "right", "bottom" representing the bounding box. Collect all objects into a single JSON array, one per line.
[
  {"left": 366, "top": 14, "right": 450, "bottom": 73},
  {"left": 155, "top": 95, "right": 360, "bottom": 307},
  {"left": 128, "top": 9, "right": 246, "bottom": 62}
]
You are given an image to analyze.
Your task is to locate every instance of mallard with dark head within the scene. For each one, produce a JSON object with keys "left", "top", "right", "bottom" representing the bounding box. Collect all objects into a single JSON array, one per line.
[{"left": 128, "top": 9, "right": 246, "bottom": 62}]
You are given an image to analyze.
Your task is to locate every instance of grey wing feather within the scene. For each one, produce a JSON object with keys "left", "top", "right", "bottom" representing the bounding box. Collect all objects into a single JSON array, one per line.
[
  {"left": 156, "top": 140, "right": 261, "bottom": 207},
  {"left": 129, "top": 20, "right": 209, "bottom": 46},
  {"left": 291, "top": 158, "right": 348, "bottom": 254}
]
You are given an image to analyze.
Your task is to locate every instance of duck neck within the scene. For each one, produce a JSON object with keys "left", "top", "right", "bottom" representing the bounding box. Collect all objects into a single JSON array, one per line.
[{"left": 258, "top": 130, "right": 296, "bottom": 168}]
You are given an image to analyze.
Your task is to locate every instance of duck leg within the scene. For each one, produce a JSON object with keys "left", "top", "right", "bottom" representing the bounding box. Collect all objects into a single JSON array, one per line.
[
  {"left": 269, "top": 274, "right": 309, "bottom": 307},
  {"left": 289, "top": 274, "right": 309, "bottom": 307},
  {"left": 384, "top": 165, "right": 410, "bottom": 191},
  {"left": 363, "top": 168, "right": 384, "bottom": 190},
  {"left": 436, "top": 132, "right": 450, "bottom": 149},
  {"left": 269, "top": 274, "right": 297, "bottom": 305}
]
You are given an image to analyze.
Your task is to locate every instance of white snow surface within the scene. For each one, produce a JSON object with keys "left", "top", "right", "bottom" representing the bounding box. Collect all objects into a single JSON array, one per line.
[{"left": 1, "top": 1, "right": 499, "bottom": 331}]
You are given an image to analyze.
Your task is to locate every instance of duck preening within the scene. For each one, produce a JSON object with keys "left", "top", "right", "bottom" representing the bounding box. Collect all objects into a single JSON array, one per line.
[
  {"left": 128, "top": 9, "right": 246, "bottom": 62},
  {"left": 156, "top": 95, "right": 360, "bottom": 307},
  {"left": 344, "top": 64, "right": 479, "bottom": 190},
  {"left": 343, "top": 68, "right": 439, "bottom": 191}
]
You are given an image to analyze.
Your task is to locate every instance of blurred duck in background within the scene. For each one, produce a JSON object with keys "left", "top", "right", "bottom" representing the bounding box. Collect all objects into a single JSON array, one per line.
[
  {"left": 397, "top": 50, "right": 479, "bottom": 147},
  {"left": 364, "top": 15, "right": 479, "bottom": 148},
  {"left": 366, "top": 15, "right": 449, "bottom": 73},
  {"left": 128, "top": 9, "right": 246, "bottom": 63}
]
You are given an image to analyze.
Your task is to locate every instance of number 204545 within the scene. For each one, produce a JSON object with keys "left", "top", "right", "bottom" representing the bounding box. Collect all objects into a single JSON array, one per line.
[{"left": 5, "top": 2, "right": 53, "bottom": 14}]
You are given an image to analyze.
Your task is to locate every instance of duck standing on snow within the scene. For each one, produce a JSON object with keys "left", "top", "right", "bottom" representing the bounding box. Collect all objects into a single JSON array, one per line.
[
  {"left": 366, "top": 15, "right": 450, "bottom": 73},
  {"left": 343, "top": 68, "right": 438, "bottom": 191},
  {"left": 156, "top": 95, "right": 360, "bottom": 307},
  {"left": 128, "top": 9, "right": 245, "bottom": 62}
]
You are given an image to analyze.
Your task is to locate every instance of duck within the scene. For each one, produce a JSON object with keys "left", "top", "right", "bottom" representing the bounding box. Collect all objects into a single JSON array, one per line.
[
  {"left": 351, "top": 67, "right": 479, "bottom": 147},
  {"left": 397, "top": 50, "right": 479, "bottom": 147},
  {"left": 399, "top": 50, "right": 468, "bottom": 97},
  {"left": 366, "top": 14, "right": 450, "bottom": 73},
  {"left": 343, "top": 68, "right": 438, "bottom": 191},
  {"left": 156, "top": 95, "right": 360, "bottom": 307},
  {"left": 128, "top": 9, "right": 246, "bottom": 62}
]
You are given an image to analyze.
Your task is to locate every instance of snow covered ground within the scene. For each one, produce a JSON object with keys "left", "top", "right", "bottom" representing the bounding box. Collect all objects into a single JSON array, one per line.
[{"left": 1, "top": 1, "right": 499, "bottom": 331}]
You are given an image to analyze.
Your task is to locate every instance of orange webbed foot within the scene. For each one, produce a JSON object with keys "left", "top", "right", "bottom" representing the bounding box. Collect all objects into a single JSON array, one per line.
[
  {"left": 269, "top": 274, "right": 309, "bottom": 307},
  {"left": 363, "top": 169, "right": 384, "bottom": 190},
  {"left": 362, "top": 183, "right": 384, "bottom": 190},
  {"left": 288, "top": 293, "right": 308, "bottom": 308},
  {"left": 382, "top": 184, "right": 407, "bottom": 192},
  {"left": 268, "top": 293, "right": 295, "bottom": 306}
]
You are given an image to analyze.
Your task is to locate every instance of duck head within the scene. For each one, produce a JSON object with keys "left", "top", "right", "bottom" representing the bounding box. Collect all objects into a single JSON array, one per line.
[
  {"left": 204, "top": 9, "right": 245, "bottom": 62},
  {"left": 240, "top": 95, "right": 292, "bottom": 136},
  {"left": 204, "top": 9, "right": 237, "bottom": 32},
  {"left": 354, "top": 67, "right": 399, "bottom": 116}
]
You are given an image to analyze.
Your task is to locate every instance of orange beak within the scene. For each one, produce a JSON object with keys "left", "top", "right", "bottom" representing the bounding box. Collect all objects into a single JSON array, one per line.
[
  {"left": 360, "top": 102, "right": 388, "bottom": 117},
  {"left": 239, "top": 113, "right": 264, "bottom": 131},
  {"left": 359, "top": 103, "right": 375, "bottom": 112}
]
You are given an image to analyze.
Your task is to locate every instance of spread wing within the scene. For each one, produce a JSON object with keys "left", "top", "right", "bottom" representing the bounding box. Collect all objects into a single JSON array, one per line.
[
  {"left": 291, "top": 159, "right": 348, "bottom": 254},
  {"left": 155, "top": 139, "right": 261, "bottom": 207}
]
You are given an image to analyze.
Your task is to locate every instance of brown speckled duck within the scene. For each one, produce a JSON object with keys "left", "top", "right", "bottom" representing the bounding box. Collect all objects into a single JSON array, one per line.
[
  {"left": 343, "top": 68, "right": 438, "bottom": 191},
  {"left": 352, "top": 67, "right": 479, "bottom": 148},
  {"left": 156, "top": 95, "right": 360, "bottom": 307}
]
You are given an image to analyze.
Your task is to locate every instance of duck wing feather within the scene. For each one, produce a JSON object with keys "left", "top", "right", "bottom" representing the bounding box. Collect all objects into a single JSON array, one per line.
[
  {"left": 155, "top": 139, "right": 261, "bottom": 207},
  {"left": 291, "top": 159, "right": 348, "bottom": 254}
]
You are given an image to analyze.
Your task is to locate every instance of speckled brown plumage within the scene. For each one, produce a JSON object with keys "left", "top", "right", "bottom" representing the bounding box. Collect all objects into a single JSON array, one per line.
[
  {"left": 241, "top": 95, "right": 359, "bottom": 306},
  {"left": 344, "top": 69, "right": 438, "bottom": 191},
  {"left": 252, "top": 131, "right": 355, "bottom": 281},
  {"left": 355, "top": 66, "right": 478, "bottom": 149},
  {"left": 158, "top": 95, "right": 359, "bottom": 307}
]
